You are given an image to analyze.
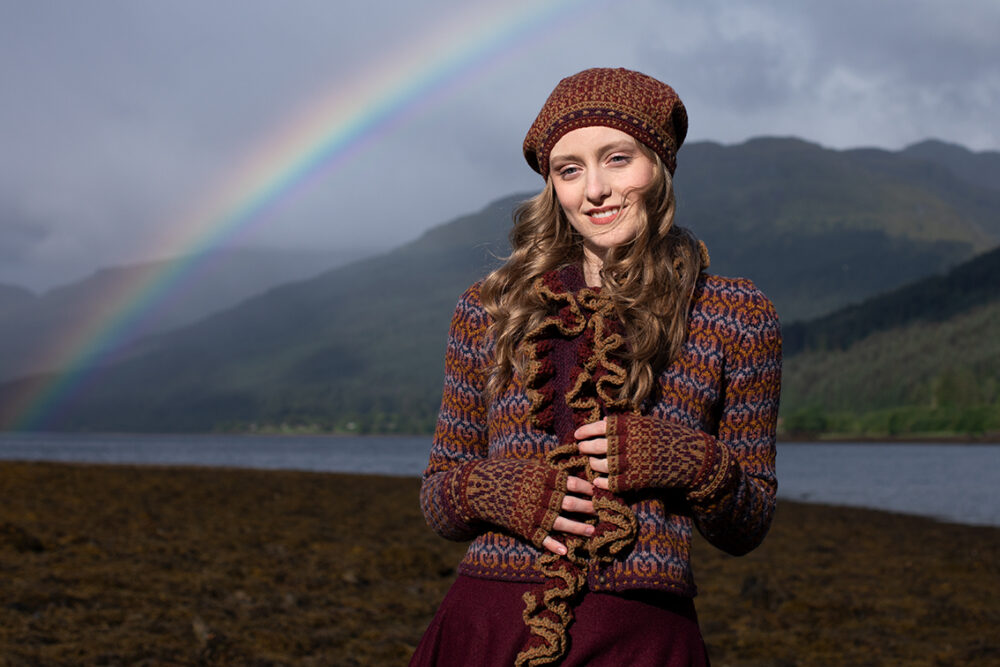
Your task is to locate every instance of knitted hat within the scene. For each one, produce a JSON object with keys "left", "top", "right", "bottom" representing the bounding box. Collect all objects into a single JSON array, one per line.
[{"left": 523, "top": 67, "right": 688, "bottom": 178}]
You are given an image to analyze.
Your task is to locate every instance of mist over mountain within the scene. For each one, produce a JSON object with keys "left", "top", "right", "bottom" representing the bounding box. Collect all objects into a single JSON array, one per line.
[
  {"left": 0, "top": 246, "right": 373, "bottom": 382},
  {"left": 0, "top": 284, "right": 35, "bottom": 315},
  {"left": 1, "top": 137, "right": 997, "bottom": 435}
]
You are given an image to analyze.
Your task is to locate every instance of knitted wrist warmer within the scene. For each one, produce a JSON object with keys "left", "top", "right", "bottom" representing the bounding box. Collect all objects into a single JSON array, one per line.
[
  {"left": 605, "top": 413, "right": 725, "bottom": 496},
  {"left": 460, "top": 459, "right": 568, "bottom": 549}
]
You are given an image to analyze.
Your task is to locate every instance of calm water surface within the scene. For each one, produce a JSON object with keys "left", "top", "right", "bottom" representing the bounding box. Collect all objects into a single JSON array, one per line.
[
  {"left": 0, "top": 432, "right": 430, "bottom": 476},
  {"left": 0, "top": 433, "right": 997, "bottom": 527},
  {"left": 776, "top": 442, "right": 998, "bottom": 527}
]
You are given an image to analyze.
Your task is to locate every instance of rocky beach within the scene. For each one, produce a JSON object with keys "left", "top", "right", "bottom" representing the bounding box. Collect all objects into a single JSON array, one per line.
[{"left": 1, "top": 461, "right": 997, "bottom": 666}]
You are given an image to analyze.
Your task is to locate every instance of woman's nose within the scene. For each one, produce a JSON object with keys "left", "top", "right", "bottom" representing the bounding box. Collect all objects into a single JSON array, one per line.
[{"left": 585, "top": 170, "right": 611, "bottom": 203}]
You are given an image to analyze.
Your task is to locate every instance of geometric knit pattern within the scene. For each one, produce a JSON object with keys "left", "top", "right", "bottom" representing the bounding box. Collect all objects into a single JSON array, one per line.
[
  {"left": 461, "top": 458, "right": 568, "bottom": 549},
  {"left": 420, "top": 270, "right": 782, "bottom": 597},
  {"left": 605, "top": 413, "right": 718, "bottom": 494}
]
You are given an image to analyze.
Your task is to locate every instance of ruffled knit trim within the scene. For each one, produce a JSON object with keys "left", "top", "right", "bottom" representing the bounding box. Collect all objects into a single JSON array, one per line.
[
  {"left": 521, "top": 267, "right": 632, "bottom": 429},
  {"left": 514, "top": 265, "right": 639, "bottom": 667}
]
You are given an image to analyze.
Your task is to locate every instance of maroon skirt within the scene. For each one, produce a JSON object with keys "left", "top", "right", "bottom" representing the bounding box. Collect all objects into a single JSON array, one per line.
[{"left": 410, "top": 575, "right": 710, "bottom": 666}]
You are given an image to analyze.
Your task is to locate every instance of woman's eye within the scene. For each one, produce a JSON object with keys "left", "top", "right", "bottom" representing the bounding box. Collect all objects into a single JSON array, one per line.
[
  {"left": 558, "top": 166, "right": 579, "bottom": 177},
  {"left": 609, "top": 154, "right": 631, "bottom": 164}
]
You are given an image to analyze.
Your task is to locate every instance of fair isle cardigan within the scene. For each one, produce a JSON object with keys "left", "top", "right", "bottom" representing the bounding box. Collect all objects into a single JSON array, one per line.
[{"left": 420, "top": 268, "right": 782, "bottom": 597}]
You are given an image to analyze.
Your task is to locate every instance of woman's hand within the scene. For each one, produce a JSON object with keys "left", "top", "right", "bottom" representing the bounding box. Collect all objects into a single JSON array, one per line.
[
  {"left": 575, "top": 419, "right": 610, "bottom": 490},
  {"left": 540, "top": 418, "right": 616, "bottom": 556},
  {"left": 541, "top": 475, "right": 595, "bottom": 555}
]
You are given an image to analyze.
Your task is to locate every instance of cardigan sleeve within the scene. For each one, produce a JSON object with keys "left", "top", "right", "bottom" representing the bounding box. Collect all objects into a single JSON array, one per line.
[
  {"left": 605, "top": 281, "right": 782, "bottom": 556},
  {"left": 419, "top": 284, "right": 491, "bottom": 541},
  {"left": 419, "top": 283, "right": 567, "bottom": 545}
]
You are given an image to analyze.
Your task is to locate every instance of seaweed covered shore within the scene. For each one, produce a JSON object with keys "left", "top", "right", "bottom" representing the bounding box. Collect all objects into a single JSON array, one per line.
[{"left": 1, "top": 461, "right": 997, "bottom": 665}]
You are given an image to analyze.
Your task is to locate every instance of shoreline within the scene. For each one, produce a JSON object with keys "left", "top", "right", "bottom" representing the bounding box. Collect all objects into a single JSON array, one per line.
[
  {"left": 1, "top": 455, "right": 996, "bottom": 529},
  {"left": 2, "top": 461, "right": 998, "bottom": 665},
  {"left": 5, "top": 428, "right": 1000, "bottom": 444},
  {"left": 1, "top": 450, "right": 997, "bottom": 530},
  {"left": 779, "top": 433, "right": 1000, "bottom": 444},
  {"left": 3, "top": 455, "right": 993, "bottom": 527}
]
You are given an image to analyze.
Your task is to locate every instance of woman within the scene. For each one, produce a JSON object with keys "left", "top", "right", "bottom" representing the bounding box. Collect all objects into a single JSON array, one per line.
[{"left": 412, "top": 68, "right": 782, "bottom": 666}]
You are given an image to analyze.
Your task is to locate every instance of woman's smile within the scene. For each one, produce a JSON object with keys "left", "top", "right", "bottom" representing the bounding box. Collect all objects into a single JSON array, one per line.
[{"left": 586, "top": 205, "right": 623, "bottom": 224}]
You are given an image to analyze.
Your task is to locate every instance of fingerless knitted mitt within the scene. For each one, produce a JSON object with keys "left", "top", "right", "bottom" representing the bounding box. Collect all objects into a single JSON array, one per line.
[
  {"left": 460, "top": 459, "right": 568, "bottom": 548},
  {"left": 605, "top": 413, "right": 737, "bottom": 501}
]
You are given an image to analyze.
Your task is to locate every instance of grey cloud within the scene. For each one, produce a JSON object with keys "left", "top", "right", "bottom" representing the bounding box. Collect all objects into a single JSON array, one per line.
[
  {"left": 0, "top": 1, "right": 997, "bottom": 290},
  {"left": 0, "top": 207, "right": 48, "bottom": 262},
  {"left": 629, "top": 1, "right": 999, "bottom": 150}
]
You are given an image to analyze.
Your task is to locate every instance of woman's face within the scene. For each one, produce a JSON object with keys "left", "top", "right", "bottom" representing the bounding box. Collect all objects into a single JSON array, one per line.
[{"left": 548, "top": 125, "right": 657, "bottom": 269}]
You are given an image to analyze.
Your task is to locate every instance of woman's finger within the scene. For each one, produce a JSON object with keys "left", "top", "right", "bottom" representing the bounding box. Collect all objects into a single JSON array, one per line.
[
  {"left": 573, "top": 418, "right": 607, "bottom": 441},
  {"left": 566, "top": 475, "right": 594, "bottom": 496},
  {"left": 592, "top": 476, "right": 609, "bottom": 491},
  {"left": 561, "top": 494, "right": 595, "bottom": 515},
  {"left": 576, "top": 437, "right": 608, "bottom": 456},
  {"left": 589, "top": 456, "right": 609, "bottom": 474},
  {"left": 542, "top": 536, "right": 566, "bottom": 556},
  {"left": 552, "top": 516, "right": 595, "bottom": 537}
]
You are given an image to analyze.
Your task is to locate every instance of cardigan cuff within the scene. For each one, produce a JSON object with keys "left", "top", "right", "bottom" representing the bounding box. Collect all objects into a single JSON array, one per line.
[{"left": 687, "top": 442, "right": 741, "bottom": 506}]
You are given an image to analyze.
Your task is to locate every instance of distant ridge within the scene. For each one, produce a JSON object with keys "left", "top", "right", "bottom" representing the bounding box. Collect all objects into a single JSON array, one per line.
[
  {"left": 901, "top": 139, "right": 1000, "bottom": 194},
  {"left": 0, "top": 284, "right": 35, "bottom": 315},
  {"left": 0, "top": 247, "right": 367, "bottom": 382},
  {"left": 784, "top": 244, "right": 1000, "bottom": 356},
  {"left": 676, "top": 137, "right": 998, "bottom": 320}
]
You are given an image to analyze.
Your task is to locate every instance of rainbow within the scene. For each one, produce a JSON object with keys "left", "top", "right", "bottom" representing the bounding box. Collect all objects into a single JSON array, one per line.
[{"left": 3, "top": 0, "right": 599, "bottom": 430}]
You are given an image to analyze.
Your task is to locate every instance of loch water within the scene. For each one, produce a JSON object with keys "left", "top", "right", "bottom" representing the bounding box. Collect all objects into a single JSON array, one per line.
[{"left": 0, "top": 433, "right": 997, "bottom": 527}]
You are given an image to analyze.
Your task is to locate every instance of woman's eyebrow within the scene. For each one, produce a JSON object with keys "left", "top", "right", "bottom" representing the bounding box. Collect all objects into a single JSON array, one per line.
[{"left": 550, "top": 141, "right": 638, "bottom": 165}]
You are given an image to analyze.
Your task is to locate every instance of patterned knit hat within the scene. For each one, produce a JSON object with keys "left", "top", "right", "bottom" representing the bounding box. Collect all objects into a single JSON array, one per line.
[{"left": 523, "top": 67, "right": 688, "bottom": 178}]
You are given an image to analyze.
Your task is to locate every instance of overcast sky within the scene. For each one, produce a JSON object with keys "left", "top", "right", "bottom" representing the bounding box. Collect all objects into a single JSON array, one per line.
[{"left": 2, "top": 0, "right": 998, "bottom": 291}]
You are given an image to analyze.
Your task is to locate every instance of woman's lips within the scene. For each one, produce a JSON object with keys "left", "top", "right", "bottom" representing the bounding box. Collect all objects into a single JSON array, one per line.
[{"left": 586, "top": 206, "right": 621, "bottom": 225}]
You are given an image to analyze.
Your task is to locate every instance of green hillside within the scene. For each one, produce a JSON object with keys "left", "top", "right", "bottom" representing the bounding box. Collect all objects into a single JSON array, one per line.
[
  {"left": 781, "top": 245, "right": 1000, "bottom": 439},
  {"left": 781, "top": 300, "right": 1000, "bottom": 439},
  {"left": 2, "top": 138, "right": 998, "bottom": 434},
  {"left": 783, "top": 245, "right": 1000, "bottom": 356}
]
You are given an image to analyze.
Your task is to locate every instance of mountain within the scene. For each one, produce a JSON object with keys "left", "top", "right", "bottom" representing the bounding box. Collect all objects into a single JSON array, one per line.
[
  {"left": 1, "top": 137, "right": 998, "bottom": 433},
  {"left": 781, "top": 246, "right": 1000, "bottom": 438},
  {"left": 676, "top": 137, "right": 999, "bottom": 320},
  {"left": 901, "top": 140, "right": 1000, "bottom": 194},
  {"left": 0, "top": 284, "right": 35, "bottom": 315},
  {"left": 0, "top": 196, "right": 517, "bottom": 432},
  {"left": 0, "top": 247, "right": 369, "bottom": 382}
]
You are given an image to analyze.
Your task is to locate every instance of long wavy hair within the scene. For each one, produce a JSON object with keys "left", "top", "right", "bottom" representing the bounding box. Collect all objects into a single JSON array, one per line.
[{"left": 480, "top": 150, "right": 708, "bottom": 407}]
